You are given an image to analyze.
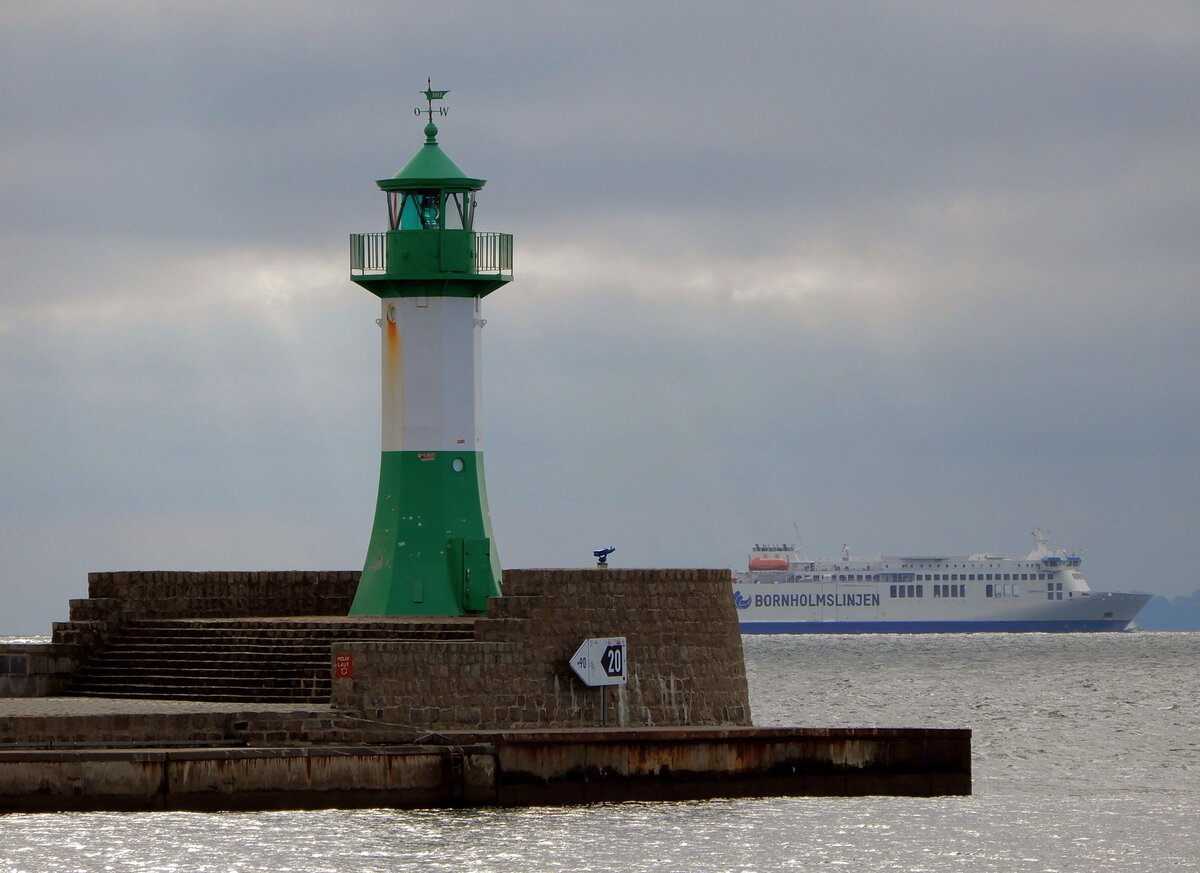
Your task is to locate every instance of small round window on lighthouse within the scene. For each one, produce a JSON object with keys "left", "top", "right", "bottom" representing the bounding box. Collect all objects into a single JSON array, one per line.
[{"left": 452, "top": 458, "right": 465, "bottom": 473}]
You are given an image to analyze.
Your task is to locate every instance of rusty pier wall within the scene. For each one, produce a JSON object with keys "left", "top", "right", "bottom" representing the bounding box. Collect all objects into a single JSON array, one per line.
[{"left": 0, "top": 727, "right": 971, "bottom": 813}]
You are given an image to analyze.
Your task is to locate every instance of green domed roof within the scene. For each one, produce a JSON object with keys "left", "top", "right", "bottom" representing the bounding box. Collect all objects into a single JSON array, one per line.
[{"left": 377, "top": 122, "right": 485, "bottom": 192}]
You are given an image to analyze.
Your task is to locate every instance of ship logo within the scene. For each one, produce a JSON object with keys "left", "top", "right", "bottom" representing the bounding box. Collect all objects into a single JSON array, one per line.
[{"left": 733, "top": 591, "right": 751, "bottom": 610}]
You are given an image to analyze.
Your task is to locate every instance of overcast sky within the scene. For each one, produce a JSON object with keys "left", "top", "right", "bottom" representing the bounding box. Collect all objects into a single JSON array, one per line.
[{"left": 2, "top": 1, "right": 1198, "bottom": 633}]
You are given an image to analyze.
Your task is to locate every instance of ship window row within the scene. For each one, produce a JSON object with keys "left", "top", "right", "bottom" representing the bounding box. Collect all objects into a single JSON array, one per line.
[
  {"left": 933, "top": 584, "right": 965, "bottom": 598},
  {"left": 1047, "top": 581, "right": 1064, "bottom": 601},
  {"left": 985, "top": 584, "right": 1022, "bottom": 598},
  {"left": 902, "top": 563, "right": 1043, "bottom": 570},
  {"left": 797, "top": 573, "right": 917, "bottom": 582},
  {"left": 916, "top": 572, "right": 1049, "bottom": 582},
  {"left": 789, "top": 571, "right": 1054, "bottom": 583},
  {"left": 889, "top": 584, "right": 924, "bottom": 599}
]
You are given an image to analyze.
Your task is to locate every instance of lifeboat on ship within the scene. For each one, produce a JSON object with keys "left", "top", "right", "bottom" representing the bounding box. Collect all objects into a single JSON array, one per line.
[{"left": 748, "top": 558, "right": 789, "bottom": 571}]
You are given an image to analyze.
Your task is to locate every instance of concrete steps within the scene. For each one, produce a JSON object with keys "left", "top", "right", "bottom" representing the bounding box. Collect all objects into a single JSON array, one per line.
[
  {"left": 62, "top": 618, "right": 476, "bottom": 704},
  {"left": 64, "top": 687, "right": 330, "bottom": 704}
]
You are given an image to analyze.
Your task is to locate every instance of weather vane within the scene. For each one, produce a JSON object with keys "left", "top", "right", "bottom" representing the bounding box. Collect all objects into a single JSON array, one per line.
[{"left": 415, "top": 77, "right": 450, "bottom": 124}]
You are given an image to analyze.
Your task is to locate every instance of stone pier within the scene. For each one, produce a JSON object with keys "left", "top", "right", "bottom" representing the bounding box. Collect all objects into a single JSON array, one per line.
[{"left": 0, "top": 567, "right": 971, "bottom": 810}]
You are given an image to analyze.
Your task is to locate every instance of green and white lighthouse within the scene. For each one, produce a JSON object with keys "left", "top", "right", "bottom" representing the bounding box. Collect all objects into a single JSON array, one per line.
[{"left": 347, "top": 84, "right": 512, "bottom": 616}]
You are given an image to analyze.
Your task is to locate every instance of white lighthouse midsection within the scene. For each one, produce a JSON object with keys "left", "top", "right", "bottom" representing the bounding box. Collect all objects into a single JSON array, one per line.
[{"left": 380, "top": 295, "right": 484, "bottom": 453}]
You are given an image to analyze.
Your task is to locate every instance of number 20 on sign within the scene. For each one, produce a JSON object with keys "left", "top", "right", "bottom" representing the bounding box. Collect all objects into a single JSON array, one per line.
[{"left": 569, "top": 637, "right": 627, "bottom": 686}]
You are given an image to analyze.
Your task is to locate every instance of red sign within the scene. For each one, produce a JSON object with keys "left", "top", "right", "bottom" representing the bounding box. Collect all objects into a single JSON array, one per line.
[{"left": 334, "top": 653, "right": 354, "bottom": 679}]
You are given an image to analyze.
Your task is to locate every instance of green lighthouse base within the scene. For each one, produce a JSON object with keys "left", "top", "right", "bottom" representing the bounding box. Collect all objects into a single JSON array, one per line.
[{"left": 349, "top": 451, "right": 502, "bottom": 616}]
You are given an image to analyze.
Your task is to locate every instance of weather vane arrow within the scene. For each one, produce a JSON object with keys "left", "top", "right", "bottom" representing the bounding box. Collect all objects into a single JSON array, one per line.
[{"left": 415, "top": 77, "right": 450, "bottom": 122}]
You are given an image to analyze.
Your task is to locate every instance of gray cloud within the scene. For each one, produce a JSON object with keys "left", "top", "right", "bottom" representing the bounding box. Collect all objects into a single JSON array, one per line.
[{"left": 2, "top": 1, "right": 1198, "bottom": 632}]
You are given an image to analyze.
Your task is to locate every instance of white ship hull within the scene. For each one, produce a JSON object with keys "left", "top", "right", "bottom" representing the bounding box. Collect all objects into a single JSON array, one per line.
[
  {"left": 735, "top": 583, "right": 1149, "bottom": 633},
  {"left": 734, "top": 532, "right": 1151, "bottom": 634}
]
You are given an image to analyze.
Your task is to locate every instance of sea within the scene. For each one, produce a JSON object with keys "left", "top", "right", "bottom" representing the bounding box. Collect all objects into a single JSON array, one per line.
[{"left": 1, "top": 631, "right": 1196, "bottom": 872}]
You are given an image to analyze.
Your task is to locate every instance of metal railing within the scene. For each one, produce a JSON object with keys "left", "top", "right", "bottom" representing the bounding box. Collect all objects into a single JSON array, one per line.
[
  {"left": 350, "top": 233, "right": 388, "bottom": 274},
  {"left": 473, "top": 232, "right": 513, "bottom": 276},
  {"left": 350, "top": 232, "right": 513, "bottom": 277}
]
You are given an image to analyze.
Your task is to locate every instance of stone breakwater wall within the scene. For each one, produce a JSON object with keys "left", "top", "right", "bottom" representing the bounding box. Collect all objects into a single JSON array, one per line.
[
  {"left": 84, "top": 570, "right": 360, "bottom": 620},
  {"left": 2, "top": 571, "right": 359, "bottom": 697},
  {"left": 332, "top": 568, "right": 752, "bottom": 729},
  {"left": 0, "top": 707, "right": 341, "bottom": 749},
  {"left": 1, "top": 568, "right": 751, "bottom": 733},
  {"left": 0, "top": 646, "right": 82, "bottom": 698}
]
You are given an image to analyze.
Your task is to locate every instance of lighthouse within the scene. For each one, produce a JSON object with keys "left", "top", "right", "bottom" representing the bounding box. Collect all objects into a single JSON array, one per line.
[{"left": 347, "top": 84, "right": 512, "bottom": 616}]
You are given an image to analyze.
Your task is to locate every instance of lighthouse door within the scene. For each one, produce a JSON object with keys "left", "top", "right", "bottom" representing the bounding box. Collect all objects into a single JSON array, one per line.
[{"left": 451, "top": 537, "right": 494, "bottom": 612}]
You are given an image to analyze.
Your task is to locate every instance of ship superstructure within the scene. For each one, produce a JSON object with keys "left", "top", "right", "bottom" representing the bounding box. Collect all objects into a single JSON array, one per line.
[{"left": 734, "top": 530, "right": 1150, "bottom": 633}]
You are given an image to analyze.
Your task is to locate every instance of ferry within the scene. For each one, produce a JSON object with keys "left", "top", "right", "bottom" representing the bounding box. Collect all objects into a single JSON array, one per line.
[{"left": 734, "top": 530, "right": 1150, "bottom": 633}]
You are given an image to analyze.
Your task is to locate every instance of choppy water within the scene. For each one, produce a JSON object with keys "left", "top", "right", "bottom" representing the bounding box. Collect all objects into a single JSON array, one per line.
[{"left": 2, "top": 632, "right": 1197, "bottom": 872}]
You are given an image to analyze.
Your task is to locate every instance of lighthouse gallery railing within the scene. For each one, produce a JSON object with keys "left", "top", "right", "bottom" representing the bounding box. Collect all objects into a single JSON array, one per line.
[{"left": 350, "top": 232, "right": 513, "bottom": 277}]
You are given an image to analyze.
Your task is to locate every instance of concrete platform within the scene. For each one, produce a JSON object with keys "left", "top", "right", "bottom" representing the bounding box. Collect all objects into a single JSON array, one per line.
[
  {"left": 0, "top": 702, "right": 970, "bottom": 811},
  {"left": 0, "top": 696, "right": 313, "bottom": 718},
  {"left": 0, "top": 696, "right": 338, "bottom": 752}
]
